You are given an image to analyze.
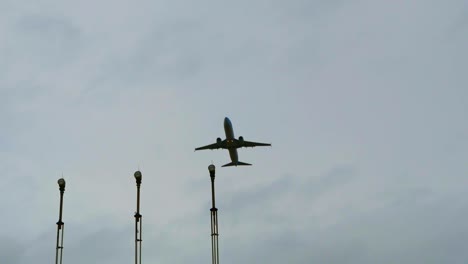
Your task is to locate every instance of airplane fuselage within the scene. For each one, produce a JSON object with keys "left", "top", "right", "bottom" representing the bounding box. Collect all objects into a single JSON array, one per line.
[{"left": 224, "top": 117, "right": 239, "bottom": 163}]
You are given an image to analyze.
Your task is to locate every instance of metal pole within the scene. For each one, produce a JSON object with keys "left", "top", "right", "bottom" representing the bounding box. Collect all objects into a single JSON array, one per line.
[
  {"left": 135, "top": 212, "right": 138, "bottom": 264},
  {"left": 134, "top": 171, "right": 142, "bottom": 264},
  {"left": 139, "top": 216, "right": 142, "bottom": 263},
  {"left": 208, "top": 165, "right": 219, "bottom": 264},
  {"left": 55, "top": 178, "right": 66, "bottom": 264}
]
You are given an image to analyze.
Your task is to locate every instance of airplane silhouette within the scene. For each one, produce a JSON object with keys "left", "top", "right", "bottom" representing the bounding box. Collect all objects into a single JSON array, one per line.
[{"left": 195, "top": 117, "right": 271, "bottom": 167}]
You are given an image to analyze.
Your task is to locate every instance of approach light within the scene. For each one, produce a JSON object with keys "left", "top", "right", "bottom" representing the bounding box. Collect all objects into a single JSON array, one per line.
[
  {"left": 57, "top": 178, "right": 66, "bottom": 189},
  {"left": 208, "top": 164, "right": 216, "bottom": 173},
  {"left": 134, "top": 171, "right": 142, "bottom": 181}
]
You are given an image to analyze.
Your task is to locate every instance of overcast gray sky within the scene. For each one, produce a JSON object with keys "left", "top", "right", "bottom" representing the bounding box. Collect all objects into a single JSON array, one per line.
[{"left": 1, "top": 0, "right": 467, "bottom": 263}]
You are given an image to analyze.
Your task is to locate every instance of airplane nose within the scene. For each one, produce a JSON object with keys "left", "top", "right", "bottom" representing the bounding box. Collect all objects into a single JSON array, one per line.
[{"left": 224, "top": 117, "right": 231, "bottom": 125}]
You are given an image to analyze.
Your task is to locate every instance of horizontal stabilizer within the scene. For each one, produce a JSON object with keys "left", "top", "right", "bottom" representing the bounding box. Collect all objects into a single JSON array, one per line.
[{"left": 222, "top": 161, "right": 252, "bottom": 167}]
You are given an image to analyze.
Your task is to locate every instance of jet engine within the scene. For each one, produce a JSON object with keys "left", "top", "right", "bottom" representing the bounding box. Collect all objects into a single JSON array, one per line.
[
  {"left": 216, "top": 137, "right": 222, "bottom": 146},
  {"left": 238, "top": 136, "right": 244, "bottom": 145}
]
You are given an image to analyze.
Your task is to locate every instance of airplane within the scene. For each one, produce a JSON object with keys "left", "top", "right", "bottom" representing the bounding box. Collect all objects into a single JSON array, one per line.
[{"left": 195, "top": 117, "right": 271, "bottom": 167}]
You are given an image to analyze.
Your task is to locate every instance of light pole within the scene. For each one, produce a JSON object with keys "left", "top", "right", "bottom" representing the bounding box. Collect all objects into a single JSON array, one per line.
[
  {"left": 209, "top": 164, "right": 219, "bottom": 264},
  {"left": 134, "top": 171, "right": 142, "bottom": 264},
  {"left": 55, "top": 178, "right": 66, "bottom": 264}
]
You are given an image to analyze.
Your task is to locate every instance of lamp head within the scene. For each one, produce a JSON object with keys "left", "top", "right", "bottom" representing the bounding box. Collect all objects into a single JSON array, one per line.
[
  {"left": 57, "top": 178, "right": 66, "bottom": 191},
  {"left": 208, "top": 164, "right": 215, "bottom": 174},
  {"left": 134, "top": 171, "right": 142, "bottom": 183}
]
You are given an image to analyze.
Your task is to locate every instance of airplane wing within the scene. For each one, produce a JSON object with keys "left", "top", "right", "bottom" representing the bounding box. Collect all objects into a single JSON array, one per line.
[
  {"left": 242, "top": 140, "right": 271, "bottom": 148},
  {"left": 195, "top": 140, "right": 226, "bottom": 151}
]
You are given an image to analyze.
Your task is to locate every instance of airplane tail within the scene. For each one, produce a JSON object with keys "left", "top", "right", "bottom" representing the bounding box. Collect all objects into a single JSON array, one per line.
[{"left": 222, "top": 161, "right": 252, "bottom": 167}]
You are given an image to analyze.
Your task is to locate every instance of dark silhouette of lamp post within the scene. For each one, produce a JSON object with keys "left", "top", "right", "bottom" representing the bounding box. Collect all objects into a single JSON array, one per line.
[
  {"left": 134, "top": 171, "right": 143, "bottom": 264},
  {"left": 209, "top": 164, "right": 219, "bottom": 264},
  {"left": 55, "top": 178, "right": 66, "bottom": 264}
]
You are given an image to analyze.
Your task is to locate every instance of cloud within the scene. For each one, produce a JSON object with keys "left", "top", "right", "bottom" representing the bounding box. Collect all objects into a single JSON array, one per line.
[
  {"left": 0, "top": 236, "right": 23, "bottom": 263},
  {"left": 0, "top": 0, "right": 467, "bottom": 263}
]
